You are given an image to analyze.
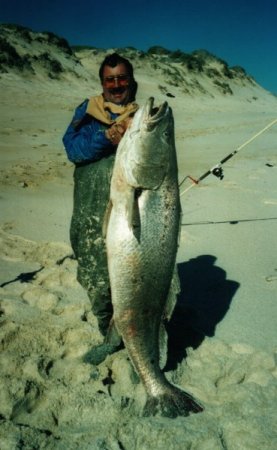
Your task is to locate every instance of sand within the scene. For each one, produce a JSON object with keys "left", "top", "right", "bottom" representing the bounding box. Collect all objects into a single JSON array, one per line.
[{"left": 0, "top": 52, "right": 277, "bottom": 448}]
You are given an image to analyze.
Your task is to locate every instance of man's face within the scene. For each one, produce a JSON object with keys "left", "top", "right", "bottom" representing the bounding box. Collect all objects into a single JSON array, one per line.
[{"left": 102, "top": 63, "right": 132, "bottom": 105}]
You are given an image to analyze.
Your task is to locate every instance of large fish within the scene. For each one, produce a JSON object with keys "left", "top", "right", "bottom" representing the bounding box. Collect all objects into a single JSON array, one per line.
[{"left": 106, "top": 97, "right": 203, "bottom": 418}]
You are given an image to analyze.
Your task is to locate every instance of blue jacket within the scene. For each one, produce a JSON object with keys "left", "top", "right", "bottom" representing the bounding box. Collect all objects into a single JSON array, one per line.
[{"left": 63, "top": 99, "right": 118, "bottom": 164}]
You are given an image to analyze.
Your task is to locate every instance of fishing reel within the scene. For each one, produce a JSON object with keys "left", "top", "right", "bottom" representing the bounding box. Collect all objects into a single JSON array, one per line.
[{"left": 212, "top": 165, "right": 224, "bottom": 180}]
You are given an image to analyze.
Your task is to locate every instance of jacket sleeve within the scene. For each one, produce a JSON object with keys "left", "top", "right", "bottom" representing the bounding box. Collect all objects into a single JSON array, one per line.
[{"left": 62, "top": 99, "right": 115, "bottom": 163}]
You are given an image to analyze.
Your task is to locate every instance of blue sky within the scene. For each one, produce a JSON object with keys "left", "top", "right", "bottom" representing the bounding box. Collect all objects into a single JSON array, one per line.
[{"left": 1, "top": 0, "right": 276, "bottom": 93}]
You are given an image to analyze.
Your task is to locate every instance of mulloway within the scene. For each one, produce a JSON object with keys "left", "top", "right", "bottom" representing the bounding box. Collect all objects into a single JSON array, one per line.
[{"left": 105, "top": 97, "right": 203, "bottom": 418}]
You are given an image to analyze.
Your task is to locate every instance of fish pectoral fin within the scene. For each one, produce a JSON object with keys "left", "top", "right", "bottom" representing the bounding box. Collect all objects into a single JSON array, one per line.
[
  {"left": 124, "top": 188, "right": 141, "bottom": 236},
  {"left": 102, "top": 199, "right": 113, "bottom": 237}
]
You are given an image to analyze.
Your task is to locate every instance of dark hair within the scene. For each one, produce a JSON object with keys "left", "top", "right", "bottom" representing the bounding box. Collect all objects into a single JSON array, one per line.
[
  {"left": 99, "top": 52, "right": 135, "bottom": 81},
  {"left": 99, "top": 52, "right": 137, "bottom": 101}
]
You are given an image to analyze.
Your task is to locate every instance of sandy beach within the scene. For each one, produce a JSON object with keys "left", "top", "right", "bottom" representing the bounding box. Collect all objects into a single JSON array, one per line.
[{"left": 0, "top": 26, "right": 277, "bottom": 449}]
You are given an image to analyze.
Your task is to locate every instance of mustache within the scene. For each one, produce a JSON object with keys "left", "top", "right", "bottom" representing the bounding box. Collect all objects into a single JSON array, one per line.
[{"left": 108, "top": 86, "right": 127, "bottom": 95}]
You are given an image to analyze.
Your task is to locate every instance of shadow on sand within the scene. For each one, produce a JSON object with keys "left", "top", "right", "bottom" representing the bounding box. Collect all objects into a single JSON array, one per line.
[{"left": 164, "top": 255, "right": 240, "bottom": 371}]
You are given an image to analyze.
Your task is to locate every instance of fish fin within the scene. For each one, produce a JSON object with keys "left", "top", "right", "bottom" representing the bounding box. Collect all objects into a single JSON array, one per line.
[
  {"left": 143, "top": 386, "right": 203, "bottom": 418},
  {"left": 130, "top": 188, "right": 142, "bottom": 240},
  {"left": 159, "top": 322, "right": 168, "bottom": 370},
  {"left": 159, "top": 266, "right": 180, "bottom": 369},
  {"left": 126, "top": 189, "right": 135, "bottom": 230},
  {"left": 104, "top": 319, "right": 123, "bottom": 348},
  {"left": 124, "top": 188, "right": 141, "bottom": 239},
  {"left": 163, "top": 265, "right": 180, "bottom": 321},
  {"left": 102, "top": 199, "right": 113, "bottom": 237}
]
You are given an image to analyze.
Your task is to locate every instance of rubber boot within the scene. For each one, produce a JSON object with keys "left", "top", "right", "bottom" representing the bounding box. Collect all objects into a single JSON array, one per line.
[{"left": 87, "top": 288, "right": 114, "bottom": 337}]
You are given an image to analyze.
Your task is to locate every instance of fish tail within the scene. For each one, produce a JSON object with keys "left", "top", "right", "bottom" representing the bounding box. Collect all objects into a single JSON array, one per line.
[{"left": 142, "top": 386, "right": 203, "bottom": 418}]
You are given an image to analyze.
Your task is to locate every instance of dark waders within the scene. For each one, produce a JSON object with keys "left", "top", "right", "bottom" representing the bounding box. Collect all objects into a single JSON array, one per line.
[{"left": 70, "top": 154, "right": 115, "bottom": 336}]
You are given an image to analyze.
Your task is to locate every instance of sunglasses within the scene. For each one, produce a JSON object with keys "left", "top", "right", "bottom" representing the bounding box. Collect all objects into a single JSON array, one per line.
[{"left": 103, "top": 74, "right": 130, "bottom": 88}]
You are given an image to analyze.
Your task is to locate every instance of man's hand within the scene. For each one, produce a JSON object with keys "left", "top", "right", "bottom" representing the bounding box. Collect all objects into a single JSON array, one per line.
[{"left": 106, "top": 119, "right": 132, "bottom": 145}]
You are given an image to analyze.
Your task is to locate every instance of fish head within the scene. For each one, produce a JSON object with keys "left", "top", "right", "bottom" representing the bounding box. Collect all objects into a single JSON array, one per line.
[{"left": 120, "top": 97, "right": 175, "bottom": 189}]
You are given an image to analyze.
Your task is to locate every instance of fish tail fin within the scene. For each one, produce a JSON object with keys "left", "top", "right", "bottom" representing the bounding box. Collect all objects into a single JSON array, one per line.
[{"left": 142, "top": 386, "right": 203, "bottom": 418}]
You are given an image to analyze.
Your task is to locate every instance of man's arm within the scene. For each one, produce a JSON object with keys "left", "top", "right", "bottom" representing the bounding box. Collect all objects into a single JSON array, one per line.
[{"left": 63, "top": 100, "right": 114, "bottom": 164}]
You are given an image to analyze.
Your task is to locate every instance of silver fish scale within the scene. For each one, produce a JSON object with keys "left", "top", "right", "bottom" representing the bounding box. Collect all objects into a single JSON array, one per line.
[
  {"left": 108, "top": 181, "right": 180, "bottom": 312},
  {"left": 106, "top": 107, "right": 180, "bottom": 389},
  {"left": 105, "top": 99, "right": 203, "bottom": 417}
]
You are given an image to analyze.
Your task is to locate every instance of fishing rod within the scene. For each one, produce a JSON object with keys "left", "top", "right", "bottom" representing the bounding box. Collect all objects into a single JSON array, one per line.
[{"left": 179, "top": 118, "right": 277, "bottom": 197}]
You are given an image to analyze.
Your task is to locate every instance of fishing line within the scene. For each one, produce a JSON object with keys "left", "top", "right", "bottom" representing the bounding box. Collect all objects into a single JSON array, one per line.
[
  {"left": 181, "top": 216, "right": 277, "bottom": 227},
  {"left": 179, "top": 118, "right": 277, "bottom": 197}
]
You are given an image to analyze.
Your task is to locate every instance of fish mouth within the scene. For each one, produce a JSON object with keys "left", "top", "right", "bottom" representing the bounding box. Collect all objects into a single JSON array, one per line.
[{"left": 144, "top": 97, "right": 168, "bottom": 130}]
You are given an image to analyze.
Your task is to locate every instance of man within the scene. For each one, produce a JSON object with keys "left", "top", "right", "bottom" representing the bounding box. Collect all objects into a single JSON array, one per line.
[{"left": 63, "top": 53, "right": 139, "bottom": 340}]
